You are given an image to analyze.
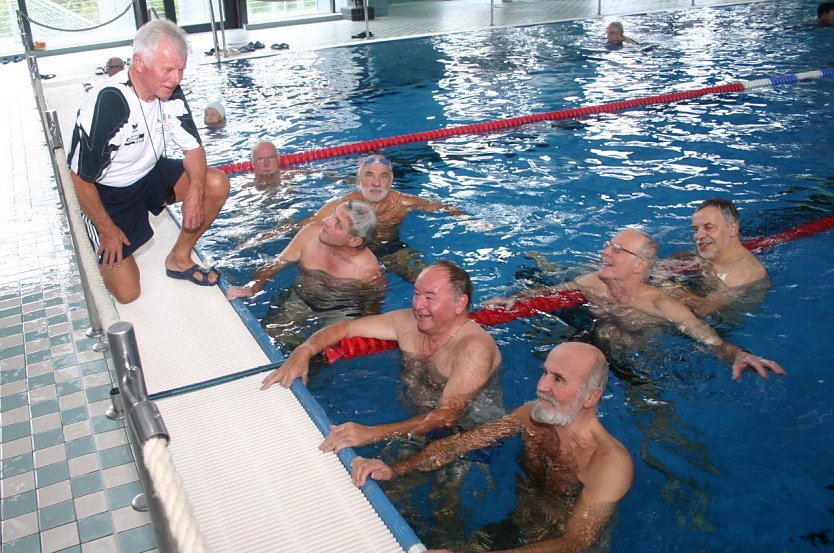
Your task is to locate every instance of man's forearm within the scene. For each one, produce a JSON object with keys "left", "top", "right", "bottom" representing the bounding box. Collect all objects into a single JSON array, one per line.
[{"left": 71, "top": 172, "right": 114, "bottom": 232}]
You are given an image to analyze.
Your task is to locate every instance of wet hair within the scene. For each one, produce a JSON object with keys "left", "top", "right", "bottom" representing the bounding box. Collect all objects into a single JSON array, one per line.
[
  {"left": 133, "top": 19, "right": 190, "bottom": 63},
  {"left": 426, "top": 260, "right": 473, "bottom": 310},
  {"left": 695, "top": 197, "right": 740, "bottom": 227},
  {"left": 819, "top": 3, "right": 834, "bottom": 18},
  {"left": 356, "top": 153, "right": 391, "bottom": 182},
  {"left": 607, "top": 21, "right": 625, "bottom": 35},
  {"left": 343, "top": 200, "right": 377, "bottom": 247}
]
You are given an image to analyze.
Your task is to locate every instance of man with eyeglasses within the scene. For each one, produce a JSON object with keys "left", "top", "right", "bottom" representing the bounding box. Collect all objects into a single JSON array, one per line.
[
  {"left": 249, "top": 140, "right": 287, "bottom": 187},
  {"left": 487, "top": 228, "right": 785, "bottom": 381}
]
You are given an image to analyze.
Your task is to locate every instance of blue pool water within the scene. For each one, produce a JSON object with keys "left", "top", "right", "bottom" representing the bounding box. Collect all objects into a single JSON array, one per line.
[{"left": 188, "top": 1, "right": 834, "bottom": 550}]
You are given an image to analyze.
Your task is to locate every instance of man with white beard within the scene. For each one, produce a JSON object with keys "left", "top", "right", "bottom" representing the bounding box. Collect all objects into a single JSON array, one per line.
[{"left": 351, "top": 342, "right": 633, "bottom": 553}]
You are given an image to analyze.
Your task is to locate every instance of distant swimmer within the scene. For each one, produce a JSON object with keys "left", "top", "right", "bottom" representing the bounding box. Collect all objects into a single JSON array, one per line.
[
  {"left": 351, "top": 342, "right": 634, "bottom": 553},
  {"left": 606, "top": 22, "right": 638, "bottom": 46},
  {"left": 818, "top": 3, "right": 834, "bottom": 25},
  {"left": 487, "top": 228, "right": 785, "bottom": 380},
  {"left": 226, "top": 200, "right": 383, "bottom": 301},
  {"left": 261, "top": 260, "right": 503, "bottom": 452},
  {"left": 203, "top": 101, "right": 226, "bottom": 128}
]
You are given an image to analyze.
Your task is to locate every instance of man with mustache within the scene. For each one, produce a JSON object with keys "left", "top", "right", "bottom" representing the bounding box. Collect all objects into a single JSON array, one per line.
[{"left": 351, "top": 342, "right": 633, "bottom": 553}]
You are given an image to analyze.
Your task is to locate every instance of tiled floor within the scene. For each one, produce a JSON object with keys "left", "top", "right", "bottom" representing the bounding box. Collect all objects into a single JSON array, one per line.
[{"left": 1, "top": 1, "right": 754, "bottom": 552}]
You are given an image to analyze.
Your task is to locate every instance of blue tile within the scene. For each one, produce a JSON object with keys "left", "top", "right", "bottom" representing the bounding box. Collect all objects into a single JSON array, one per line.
[
  {"left": 44, "top": 296, "right": 64, "bottom": 308},
  {"left": 0, "top": 391, "right": 29, "bottom": 412},
  {"left": 91, "top": 416, "right": 124, "bottom": 434},
  {"left": 22, "top": 292, "right": 43, "bottom": 305},
  {"left": 56, "top": 546, "right": 82, "bottom": 553},
  {"left": 106, "top": 481, "right": 143, "bottom": 510},
  {"left": 56, "top": 378, "right": 83, "bottom": 396},
  {"left": 71, "top": 318, "right": 92, "bottom": 332},
  {"left": 78, "top": 512, "right": 113, "bottom": 543},
  {"left": 0, "top": 452, "right": 34, "bottom": 478},
  {"left": 0, "top": 343, "right": 25, "bottom": 360},
  {"left": 70, "top": 471, "right": 103, "bottom": 498},
  {"left": 49, "top": 333, "right": 72, "bottom": 347},
  {"left": 28, "top": 372, "right": 56, "bottom": 389},
  {"left": 116, "top": 524, "right": 157, "bottom": 553},
  {"left": 65, "top": 436, "right": 96, "bottom": 459},
  {"left": 2, "top": 534, "right": 41, "bottom": 553},
  {"left": 1, "top": 422, "right": 32, "bottom": 442},
  {"left": 35, "top": 460, "right": 70, "bottom": 487},
  {"left": 79, "top": 360, "right": 108, "bottom": 376},
  {"left": 60, "top": 406, "right": 89, "bottom": 426},
  {"left": 23, "top": 327, "right": 48, "bottom": 342},
  {"left": 47, "top": 313, "right": 69, "bottom": 326},
  {"left": 0, "top": 323, "right": 23, "bottom": 338},
  {"left": 30, "top": 398, "right": 60, "bottom": 418},
  {"left": 33, "top": 428, "right": 65, "bottom": 450},
  {"left": 85, "top": 385, "right": 113, "bottom": 403},
  {"left": 0, "top": 306, "right": 21, "bottom": 319},
  {"left": 99, "top": 445, "right": 133, "bottom": 470},
  {"left": 0, "top": 490, "right": 37, "bottom": 518},
  {"left": 0, "top": 367, "right": 26, "bottom": 384},
  {"left": 25, "top": 348, "right": 51, "bottom": 365},
  {"left": 39, "top": 499, "right": 76, "bottom": 530},
  {"left": 54, "top": 353, "right": 79, "bottom": 370}
]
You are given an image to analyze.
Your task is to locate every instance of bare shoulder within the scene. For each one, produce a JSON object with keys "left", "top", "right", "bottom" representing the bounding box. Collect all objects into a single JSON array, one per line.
[{"left": 584, "top": 426, "right": 633, "bottom": 500}]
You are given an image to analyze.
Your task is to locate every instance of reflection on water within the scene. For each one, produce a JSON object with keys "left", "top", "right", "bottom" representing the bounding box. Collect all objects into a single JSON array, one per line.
[{"left": 187, "top": 1, "right": 834, "bottom": 550}]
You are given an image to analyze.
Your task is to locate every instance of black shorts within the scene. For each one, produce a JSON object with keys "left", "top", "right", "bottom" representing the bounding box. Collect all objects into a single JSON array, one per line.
[{"left": 83, "top": 157, "right": 184, "bottom": 261}]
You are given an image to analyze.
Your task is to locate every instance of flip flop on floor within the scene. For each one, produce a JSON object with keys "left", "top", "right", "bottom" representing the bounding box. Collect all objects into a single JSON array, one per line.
[
  {"left": 1, "top": 57, "right": 9, "bottom": 64},
  {"left": 40, "top": 74, "right": 56, "bottom": 80},
  {"left": 165, "top": 264, "right": 220, "bottom": 287},
  {"left": 270, "top": 43, "right": 290, "bottom": 50},
  {"left": 13, "top": 55, "right": 24, "bottom": 63},
  {"left": 253, "top": 41, "right": 265, "bottom": 49},
  {"left": 351, "top": 31, "right": 373, "bottom": 39}
]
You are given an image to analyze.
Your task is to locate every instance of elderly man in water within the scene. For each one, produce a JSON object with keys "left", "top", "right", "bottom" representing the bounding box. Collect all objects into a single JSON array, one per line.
[
  {"left": 261, "top": 260, "right": 503, "bottom": 452},
  {"left": 489, "top": 228, "right": 785, "bottom": 381},
  {"left": 352, "top": 342, "right": 634, "bottom": 553},
  {"left": 606, "top": 21, "right": 638, "bottom": 46},
  {"left": 658, "top": 198, "right": 770, "bottom": 315},
  {"left": 249, "top": 154, "right": 469, "bottom": 280},
  {"left": 226, "top": 200, "right": 383, "bottom": 301}
]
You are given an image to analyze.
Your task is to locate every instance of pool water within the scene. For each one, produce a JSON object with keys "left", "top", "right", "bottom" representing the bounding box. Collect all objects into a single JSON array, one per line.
[{"left": 187, "top": 1, "right": 834, "bottom": 550}]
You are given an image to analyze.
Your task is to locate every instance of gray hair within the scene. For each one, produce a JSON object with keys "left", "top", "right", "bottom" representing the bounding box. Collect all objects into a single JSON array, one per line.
[
  {"left": 133, "top": 19, "right": 190, "bottom": 63},
  {"left": 695, "top": 198, "right": 740, "bottom": 227},
  {"left": 608, "top": 21, "right": 625, "bottom": 34},
  {"left": 251, "top": 140, "right": 279, "bottom": 161},
  {"left": 343, "top": 200, "right": 377, "bottom": 247},
  {"left": 583, "top": 348, "right": 610, "bottom": 394}
]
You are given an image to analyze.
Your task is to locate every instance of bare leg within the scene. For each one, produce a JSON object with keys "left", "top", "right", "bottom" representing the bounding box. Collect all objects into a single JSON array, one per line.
[
  {"left": 99, "top": 255, "right": 141, "bottom": 304},
  {"left": 165, "top": 167, "right": 230, "bottom": 282}
]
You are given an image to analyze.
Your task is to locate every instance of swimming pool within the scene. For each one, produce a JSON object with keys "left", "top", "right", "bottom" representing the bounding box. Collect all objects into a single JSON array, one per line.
[{"left": 188, "top": 1, "right": 834, "bottom": 550}]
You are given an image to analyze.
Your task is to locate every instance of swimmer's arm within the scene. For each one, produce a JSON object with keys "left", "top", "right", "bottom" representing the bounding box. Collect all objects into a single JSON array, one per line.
[
  {"left": 661, "top": 297, "right": 786, "bottom": 380},
  {"left": 484, "top": 276, "right": 586, "bottom": 309},
  {"left": 228, "top": 225, "right": 313, "bottom": 299}
]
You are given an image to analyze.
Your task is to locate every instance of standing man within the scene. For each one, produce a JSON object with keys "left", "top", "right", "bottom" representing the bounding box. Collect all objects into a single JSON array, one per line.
[
  {"left": 352, "top": 342, "right": 634, "bottom": 553},
  {"left": 261, "top": 260, "right": 502, "bottom": 452},
  {"left": 69, "top": 19, "right": 230, "bottom": 304}
]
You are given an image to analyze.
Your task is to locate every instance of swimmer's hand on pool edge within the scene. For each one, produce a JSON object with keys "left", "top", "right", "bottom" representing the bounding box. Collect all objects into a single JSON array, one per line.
[
  {"left": 350, "top": 457, "right": 395, "bottom": 487},
  {"left": 320, "top": 422, "right": 375, "bottom": 453},
  {"left": 260, "top": 343, "right": 315, "bottom": 389}
]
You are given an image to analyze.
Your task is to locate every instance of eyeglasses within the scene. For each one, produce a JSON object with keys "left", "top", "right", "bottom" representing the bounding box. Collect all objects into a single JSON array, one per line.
[
  {"left": 604, "top": 241, "right": 642, "bottom": 258},
  {"left": 253, "top": 155, "right": 278, "bottom": 163},
  {"left": 362, "top": 155, "right": 391, "bottom": 167}
]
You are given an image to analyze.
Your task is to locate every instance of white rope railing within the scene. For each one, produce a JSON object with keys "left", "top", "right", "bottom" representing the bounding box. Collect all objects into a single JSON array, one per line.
[{"left": 143, "top": 437, "right": 212, "bottom": 553}]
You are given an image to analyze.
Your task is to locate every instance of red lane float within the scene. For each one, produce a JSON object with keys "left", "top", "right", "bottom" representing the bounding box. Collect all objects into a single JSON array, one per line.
[
  {"left": 214, "top": 83, "right": 747, "bottom": 173},
  {"left": 322, "top": 211, "right": 834, "bottom": 363},
  {"left": 742, "top": 214, "right": 834, "bottom": 252},
  {"left": 323, "top": 290, "right": 588, "bottom": 363}
]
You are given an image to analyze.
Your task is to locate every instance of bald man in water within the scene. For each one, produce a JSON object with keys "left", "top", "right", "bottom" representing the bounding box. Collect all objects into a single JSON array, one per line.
[{"left": 352, "top": 342, "right": 634, "bottom": 553}]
